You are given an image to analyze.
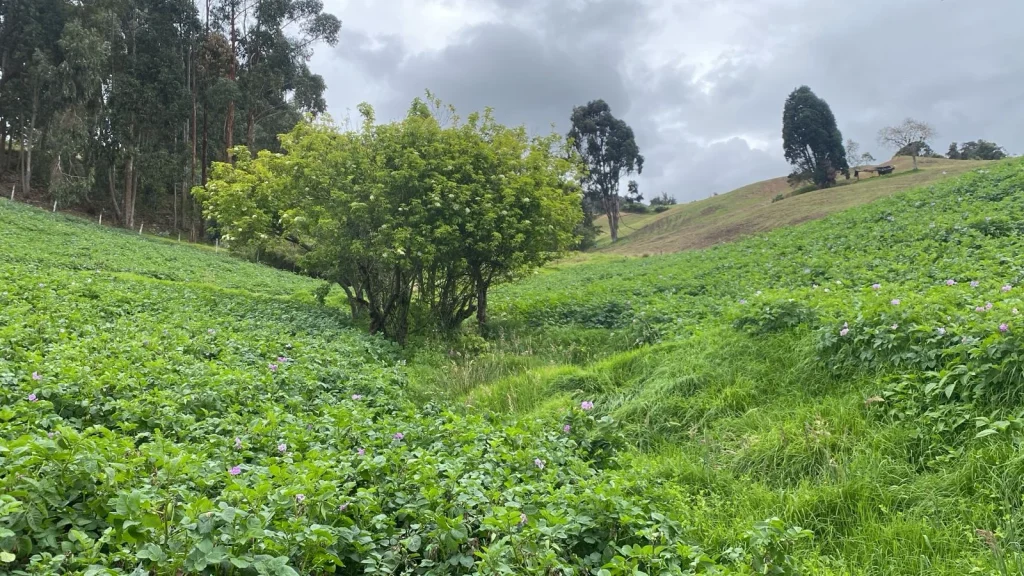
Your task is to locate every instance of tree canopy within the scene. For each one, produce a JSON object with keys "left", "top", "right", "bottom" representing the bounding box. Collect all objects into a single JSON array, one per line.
[
  {"left": 878, "top": 118, "right": 936, "bottom": 170},
  {"left": 568, "top": 100, "right": 644, "bottom": 243},
  {"left": 197, "top": 96, "right": 582, "bottom": 343},
  {"left": 949, "top": 140, "right": 1007, "bottom": 160},
  {"left": 782, "top": 86, "right": 849, "bottom": 188},
  {"left": 0, "top": 0, "right": 338, "bottom": 238}
]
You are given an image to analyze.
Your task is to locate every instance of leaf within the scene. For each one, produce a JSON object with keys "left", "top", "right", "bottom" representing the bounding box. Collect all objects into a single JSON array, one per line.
[{"left": 0, "top": 551, "right": 15, "bottom": 563}]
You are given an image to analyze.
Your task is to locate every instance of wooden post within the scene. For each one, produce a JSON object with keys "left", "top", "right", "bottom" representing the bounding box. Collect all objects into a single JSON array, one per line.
[
  {"left": 98, "top": 212, "right": 103, "bottom": 225},
  {"left": 52, "top": 201, "right": 57, "bottom": 212},
  {"left": 9, "top": 186, "right": 13, "bottom": 201},
  {"left": 139, "top": 222, "right": 144, "bottom": 235}
]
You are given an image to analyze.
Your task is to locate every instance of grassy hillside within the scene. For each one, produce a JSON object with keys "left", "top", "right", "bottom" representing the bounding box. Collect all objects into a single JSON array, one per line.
[
  {"left": 0, "top": 200, "right": 813, "bottom": 574},
  {"left": 4, "top": 158, "right": 1024, "bottom": 575},
  {"left": 594, "top": 156, "right": 989, "bottom": 255},
  {"left": 463, "top": 159, "right": 1024, "bottom": 574}
]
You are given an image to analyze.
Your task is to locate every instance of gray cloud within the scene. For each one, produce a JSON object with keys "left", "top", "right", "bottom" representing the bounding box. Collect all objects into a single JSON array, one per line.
[{"left": 313, "top": 0, "right": 1024, "bottom": 201}]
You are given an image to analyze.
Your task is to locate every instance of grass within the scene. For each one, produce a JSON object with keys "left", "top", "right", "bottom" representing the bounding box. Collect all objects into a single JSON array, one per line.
[
  {"left": 4, "top": 157, "right": 1024, "bottom": 574},
  {"left": 594, "top": 155, "right": 990, "bottom": 255},
  {"left": 432, "top": 158, "right": 1024, "bottom": 574}
]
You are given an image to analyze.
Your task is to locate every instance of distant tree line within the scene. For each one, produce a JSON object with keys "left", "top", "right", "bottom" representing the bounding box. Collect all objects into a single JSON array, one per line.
[
  {"left": 0, "top": 0, "right": 339, "bottom": 238},
  {"left": 781, "top": 88, "right": 1010, "bottom": 189}
]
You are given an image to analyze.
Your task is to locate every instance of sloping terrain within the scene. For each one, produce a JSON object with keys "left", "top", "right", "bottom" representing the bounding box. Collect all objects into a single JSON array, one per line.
[
  {"left": 595, "top": 156, "right": 990, "bottom": 255},
  {"left": 469, "top": 159, "right": 1024, "bottom": 574}
]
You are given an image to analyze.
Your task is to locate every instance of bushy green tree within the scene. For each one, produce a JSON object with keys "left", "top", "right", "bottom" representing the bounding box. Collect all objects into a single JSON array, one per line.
[
  {"left": 568, "top": 100, "right": 644, "bottom": 243},
  {"left": 958, "top": 140, "right": 1007, "bottom": 160},
  {"left": 197, "top": 97, "right": 581, "bottom": 342},
  {"left": 782, "top": 86, "right": 849, "bottom": 188}
]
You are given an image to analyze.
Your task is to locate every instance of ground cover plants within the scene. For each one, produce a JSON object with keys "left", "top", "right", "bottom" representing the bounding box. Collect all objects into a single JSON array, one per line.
[{"left": 0, "top": 200, "right": 814, "bottom": 574}]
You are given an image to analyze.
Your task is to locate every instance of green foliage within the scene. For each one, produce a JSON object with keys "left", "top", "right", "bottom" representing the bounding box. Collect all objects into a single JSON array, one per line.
[
  {"left": 782, "top": 86, "right": 849, "bottom": 188},
  {"left": 958, "top": 140, "right": 1008, "bottom": 161},
  {"left": 197, "top": 96, "right": 582, "bottom": 342},
  {"left": 649, "top": 192, "right": 677, "bottom": 207},
  {"left": 0, "top": 200, "right": 817, "bottom": 574}
]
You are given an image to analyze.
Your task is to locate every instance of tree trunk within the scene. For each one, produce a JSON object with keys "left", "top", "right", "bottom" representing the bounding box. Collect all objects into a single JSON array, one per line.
[
  {"left": 476, "top": 277, "right": 490, "bottom": 328},
  {"left": 225, "top": 0, "right": 237, "bottom": 161},
  {"left": 0, "top": 117, "right": 6, "bottom": 178},
  {"left": 912, "top": 154, "right": 918, "bottom": 171},
  {"left": 246, "top": 109, "right": 256, "bottom": 149},
  {"left": 606, "top": 194, "right": 619, "bottom": 243},
  {"left": 108, "top": 165, "right": 122, "bottom": 222},
  {"left": 123, "top": 155, "right": 135, "bottom": 229}
]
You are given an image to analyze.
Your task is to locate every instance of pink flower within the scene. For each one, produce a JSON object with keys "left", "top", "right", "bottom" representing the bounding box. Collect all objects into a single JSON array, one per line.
[
  {"left": 339, "top": 503, "right": 349, "bottom": 511},
  {"left": 351, "top": 394, "right": 363, "bottom": 400},
  {"left": 946, "top": 279, "right": 957, "bottom": 286},
  {"left": 839, "top": 328, "right": 849, "bottom": 337},
  {"left": 580, "top": 401, "right": 594, "bottom": 411},
  {"left": 1003, "top": 285, "right": 1014, "bottom": 293},
  {"left": 393, "top": 432, "right": 404, "bottom": 441},
  {"left": 976, "top": 306, "right": 986, "bottom": 313},
  {"left": 890, "top": 299, "right": 900, "bottom": 306},
  {"left": 31, "top": 372, "right": 42, "bottom": 381},
  {"left": 357, "top": 447, "right": 365, "bottom": 456},
  {"left": 1000, "top": 323, "right": 1009, "bottom": 333},
  {"left": 986, "top": 302, "right": 993, "bottom": 310},
  {"left": 534, "top": 458, "right": 545, "bottom": 469},
  {"left": 277, "top": 356, "right": 289, "bottom": 363},
  {"left": 295, "top": 494, "right": 306, "bottom": 504},
  {"left": 268, "top": 363, "right": 278, "bottom": 372},
  {"left": 278, "top": 443, "right": 287, "bottom": 453},
  {"left": 229, "top": 466, "right": 241, "bottom": 476},
  {"left": 971, "top": 281, "right": 980, "bottom": 288},
  {"left": 27, "top": 393, "right": 37, "bottom": 402},
  {"left": 563, "top": 424, "right": 571, "bottom": 433},
  {"left": 872, "top": 284, "right": 881, "bottom": 290}
]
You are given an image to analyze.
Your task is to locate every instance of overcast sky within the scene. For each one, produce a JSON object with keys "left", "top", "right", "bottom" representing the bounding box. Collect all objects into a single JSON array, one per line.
[{"left": 309, "top": 0, "right": 1024, "bottom": 202}]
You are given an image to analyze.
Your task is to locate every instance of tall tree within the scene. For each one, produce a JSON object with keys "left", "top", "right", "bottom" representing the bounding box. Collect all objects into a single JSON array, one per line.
[
  {"left": 568, "top": 100, "right": 643, "bottom": 243},
  {"left": 844, "top": 139, "right": 861, "bottom": 168},
  {"left": 877, "top": 118, "right": 935, "bottom": 170},
  {"left": 781, "top": 86, "right": 849, "bottom": 188},
  {"left": 947, "top": 142, "right": 960, "bottom": 160}
]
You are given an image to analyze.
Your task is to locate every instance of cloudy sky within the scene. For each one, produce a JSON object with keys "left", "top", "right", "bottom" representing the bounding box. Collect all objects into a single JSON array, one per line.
[{"left": 309, "top": 0, "right": 1024, "bottom": 202}]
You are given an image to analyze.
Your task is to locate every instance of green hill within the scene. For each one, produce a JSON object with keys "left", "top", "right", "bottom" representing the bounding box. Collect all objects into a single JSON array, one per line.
[
  {"left": 594, "top": 156, "right": 990, "bottom": 254},
  {"left": 3, "top": 158, "right": 1024, "bottom": 574}
]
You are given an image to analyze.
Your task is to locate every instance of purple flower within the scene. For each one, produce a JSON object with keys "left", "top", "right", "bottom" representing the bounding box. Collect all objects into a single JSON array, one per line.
[
  {"left": 277, "top": 356, "right": 289, "bottom": 363},
  {"left": 27, "top": 393, "right": 37, "bottom": 402},
  {"left": 519, "top": 512, "right": 528, "bottom": 525},
  {"left": 534, "top": 458, "right": 545, "bottom": 470},
  {"left": 268, "top": 363, "right": 278, "bottom": 372},
  {"left": 357, "top": 447, "right": 365, "bottom": 456},
  {"left": 278, "top": 442, "right": 287, "bottom": 453},
  {"left": 295, "top": 494, "right": 306, "bottom": 504},
  {"left": 1004, "top": 285, "right": 1014, "bottom": 293},
  {"left": 971, "top": 281, "right": 980, "bottom": 288},
  {"left": 31, "top": 372, "right": 42, "bottom": 381},
  {"left": 986, "top": 302, "right": 994, "bottom": 310},
  {"left": 839, "top": 328, "right": 849, "bottom": 337},
  {"left": 352, "top": 394, "right": 363, "bottom": 400},
  {"left": 229, "top": 466, "right": 241, "bottom": 476},
  {"left": 234, "top": 437, "right": 242, "bottom": 450},
  {"left": 563, "top": 424, "right": 571, "bottom": 433},
  {"left": 580, "top": 401, "right": 594, "bottom": 411},
  {"left": 891, "top": 299, "right": 900, "bottom": 306},
  {"left": 872, "top": 284, "right": 881, "bottom": 290},
  {"left": 339, "top": 503, "right": 349, "bottom": 512},
  {"left": 1000, "top": 323, "right": 1009, "bottom": 333},
  {"left": 976, "top": 306, "right": 986, "bottom": 313},
  {"left": 946, "top": 279, "right": 957, "bottom": 286},
  {"left": 393, "top": 432, "right": 405, "bottom": 441}
]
